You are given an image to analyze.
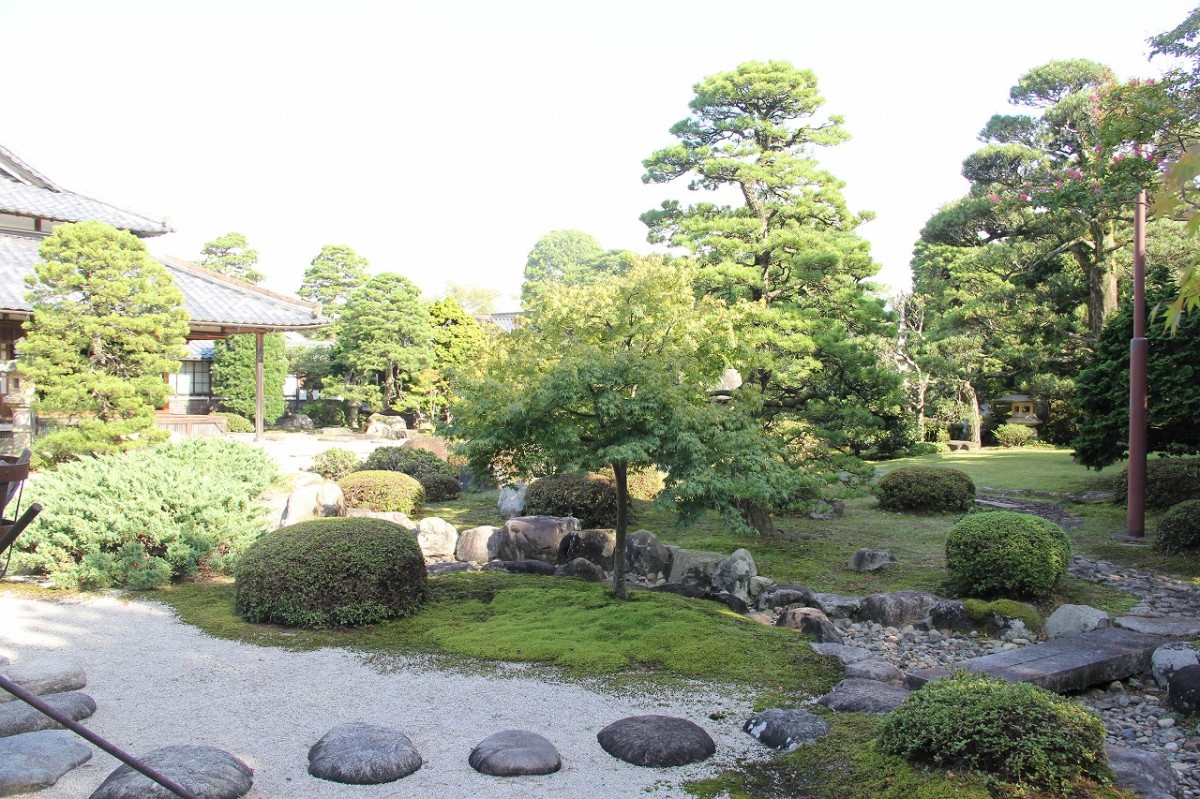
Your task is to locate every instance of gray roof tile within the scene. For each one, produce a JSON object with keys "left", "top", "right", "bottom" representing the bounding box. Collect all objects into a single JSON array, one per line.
[{"left": 0, "top": 181, "right": 170, "bottom": 236}]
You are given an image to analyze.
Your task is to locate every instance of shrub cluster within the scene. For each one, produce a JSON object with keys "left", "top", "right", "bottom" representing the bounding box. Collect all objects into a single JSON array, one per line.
[
  {"left": 17, "top": 438, "right": 277, "bottom": 589},
  {"left": 1112, "top": 456, "right": 1200, "bottom": 509},
  {"left": 992, "top": 423, "right": 1035, "bottom": 448},
  {"left": 312, "top": 447, "right": 360, "bottom": 481},
  {"left": 1157, "top": 499, "right": 1200, "bottom": 555},
  {"left": 945, "top": 511, "right": 1071, "bottom": 600},
  {"left": 525, "top": 472, "right": 625, "bottom": 528},
  {"left": 361, "top": 446, "right": 457, "bottom": 481},
  {"left": 300, "top": 399, "right": 347, "bottom": 428},
  {"left": 877, "top": 467, "right": 975, "bottom": 513},
  {"left": 338, "top": 470, "right": 424, "bottom": 514},
  {"left": 878, "top": 672, "right": 1109, "bottom": 796},
  {"left": 213, "top": 412, "right": 254, "bottom": 433},
  {"left": 419, "top": 473, "right": 462, "bottom": 502},
  {"left": 235, "top": 517, "right": 427, "bottom": 627}
]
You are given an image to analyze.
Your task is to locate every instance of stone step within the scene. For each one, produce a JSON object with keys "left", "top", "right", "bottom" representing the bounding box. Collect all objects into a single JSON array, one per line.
[{"left": 908, "top": 628, "right": 1166, "bottom": 693}]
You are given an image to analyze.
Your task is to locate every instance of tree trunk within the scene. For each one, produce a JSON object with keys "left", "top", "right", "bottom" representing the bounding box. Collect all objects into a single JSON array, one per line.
[
  {"left": 916, "top": 373, "right": 930, "bottom": 442},
  {"left": 734, "top": 499, "right": 775, "bottom": 535},
  {"left": 382, "top": 366, "right": 396, "bottom": 407},
  {"left": 611, "top": 459, "right": 629, "bottom": 601},
  {"left": 1081, "top": 225, "right": 1119, "bottom": 339},
  {"left": 962, "top": 381, "right": 982, "bottom": 448}
]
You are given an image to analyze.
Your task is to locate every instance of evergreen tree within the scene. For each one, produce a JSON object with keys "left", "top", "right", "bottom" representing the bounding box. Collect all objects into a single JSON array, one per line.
[
  {"left": 199, "top": 232, "right": 264, "bottom": 284},
  {"left": 395, "top": 297, "right": 486, "bottom": 426},
  {"left": 211, "top": 334, "right": 287, "bottom": 424},
  {"left": 298, "top": 245, "right": 369, "bottom": 337}
]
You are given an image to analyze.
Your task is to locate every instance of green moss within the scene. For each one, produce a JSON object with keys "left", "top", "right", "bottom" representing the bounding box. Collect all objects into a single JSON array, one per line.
[{"left": 963, "top": 598, "right": 1043, "bottom": 633}]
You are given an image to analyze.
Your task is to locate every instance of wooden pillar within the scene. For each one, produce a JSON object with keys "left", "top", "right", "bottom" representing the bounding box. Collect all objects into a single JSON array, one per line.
[{"left": 255, "top": 331, "right": 265, "bottom": 441}]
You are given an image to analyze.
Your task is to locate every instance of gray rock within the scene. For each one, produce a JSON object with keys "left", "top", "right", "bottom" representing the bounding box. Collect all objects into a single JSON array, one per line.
[
  {"left": 756, "top": 583, "right": 815, "bottom": 611},
  {"left": 468, "top": 730, "right": 561, "bottom": 777},
  {"left": 666, "top": 547, "right": 723, "bottom": 590},
  {"left": 559, "top": 529, "right": 617, "bottom": 571},
  {"left": 815, "top": 678, "right": 910, "bottom": 713},
  {"left": 1167, "top": 663, "right": 1200, "bottom": 715},
  {"left": 810, "top": 593, "right": 861, "bottom": 619},
  {"left": 776, "top": 608, "right": 843, "bottom": 644},
  {"left": 847, "top": 548, "right": 896, "bottom": 572},
  {"left": 712, "top": 549, "right": 756, "bottom": 600},
  {"left": 930, "top": 600, "right": 974, "bottom": 632},
  {"left": 89, "top": 744, "right": 253, "bottom": 799},
  {"left": 857, "top": 591, "right": 940, "bottom": 628},
  {"left": 456, "top": 525, "right": 501, "bottom": 563},
  {"left": 280, "top": 481, "right": 346, "bottom": 527},
  {"left": 308, "top": 722, "right": 423, "bottom": 785},
  {"left": 1115, "top": 615, "right": 1200, "bottom": 638},
  {"left": 742, "top": 709, "right": 830, "bottom": 751},
  {"left": 1045, "top": 604, "right": 1110, "bottom": 639},
  {"left": 747, "top": 576, "right": 774, "bottom": 601},
  {"left": 555, "top": 557, "right": 606, "bottom": 582},
  {"left": 597, "top": 715, "right": 715, "bottom": 767},
  {"left": 1105, "top": 745, "right": 1180, "bottom": 799},
  {"left": 0, "top": 730, "right": 91, "bottom": 796},
  {"left": 809, "top": 643, "right": 874, "bottom": 665},
  {"left": 415, "top": 517, "right": 458, "bottom": 562},
  {"left": 844, "top": 659, "right": 907, "bottom": 686},
  {"left": 0, "top": 657, "right": 85, "bottom": 704},
  {"left": 481, "top": 560, "right": 556, "bottom": 576},
  {"left": 0, "top": 691, "right": 95, "bottom": 738},
  {"left": 625, "top": 530, "right": 671, "bottom": 579},
  {"left": 496, "top": 516, "right": 579, "bottom": 563},
  {"left": 364, "top": 413, "right": 407, "bottom": 440},
  {"left": 648, "top": 584, "right": 750, "bottom": 614},
  {"left": 1152, "top": 643, "right": 1200, "bottom": 689},
  {"left": 497, "top": 483, "right": 528, "bottom": 520},
  {"left": 345, "top": 508, "right": 416, "bottom": 529},
  {"left": 274, "top": 413, "right": 314, "bottom": 431},
  {"left": 426, "top": 561, "right": 472, "bottom": 576}
]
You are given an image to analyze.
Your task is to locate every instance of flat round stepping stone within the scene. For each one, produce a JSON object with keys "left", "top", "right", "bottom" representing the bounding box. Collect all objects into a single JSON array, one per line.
[
  {"left": 743, "top": 709, "right": 830, "bottom": 751},
  {"left": 597, "top": 715, "right": 715, "bottom": 767},
  {"left": 308, "top": 722, "right": 423, "bottom": 784},
  {"left": 0, "top": 691, "right": 96, "bottom": 738},
  {"left": 90, "top": 744, "right": 252, "bottom": 799},
  {"left": 0, "top": 730, "right": 91, "bottom": 795},
  {"left": 815, "top": 678, "right": 909, "bottom": 713},
  {"left": 0, "top": 656, "right": 86, "bottom": 703},
  {"left": 468, "top": 729, "right": 561, "bottom": 776}
]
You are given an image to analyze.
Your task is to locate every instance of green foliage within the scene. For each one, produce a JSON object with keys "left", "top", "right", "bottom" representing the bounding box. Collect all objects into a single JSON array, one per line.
[
  {"left": 235, "top": 517, "right": 427, "bottom": 628},
  {"left": 878, "top": 672, "right": 1110, "bottom": 797},
  {"left": 210, "top": 333, "right": 287, "bottom": 424},
  {"left": 312, "top": 447, "right": 360, "bottom": 481},
  {"left": 16, "top": 438, "right": 277, "bottom": 587},
  {"left": 22, "top": 222, "right": 189, "bottom": 464},
  {"left": 299, "top": 398, "right": 347, "bottom": 428},
  {"left": 198, "top": 232, "right": 263, "bottom": 283},
  {"left": 395, "top": 297, "right": 486, "bottom": 426},
  {"left": 525, "top": 473, "right": 624, "bottom": 528},
  {"left": 298, "top": 245, "right": 369, "bottom": 314},
  {"left": 1156, "top": 499, "right": 1200, "bottom": 555},
  {"left": 945, "top": 511, "right": 1071, "bottom": 599},
  {"left": 338, "top": 470, "right": 424, "bottom": 514},
  {"left": 1111, "top": 456, "right": 1200, "bottom": 508},
  {"left": 520, "top": 230, "right": 632, "bottom": 306},
  {"left": 962, "top": 598, "right": 1044, "bottom": 633},
  {"left": 993, "top": 423, "right": 1036, "bottom": 448},
  {"left": 418, "top": 473, "right": 461, "bottom": 502},
  {"left": 213, "top": 412, "right": 254, "bottom": 433},
  {"left": 443, "top": 281, "right": 500, "bottom": 316},
  {"left": 361, "top": 446, "right": 456, "bottom": 480},
  {"left": 877, "top": 467, "right": 975, "bottom": 513}
]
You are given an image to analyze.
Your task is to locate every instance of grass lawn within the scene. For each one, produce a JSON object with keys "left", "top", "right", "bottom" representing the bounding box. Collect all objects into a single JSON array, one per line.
[{"left": 871, "top": 447, "right": 1124, "bottom": 493}]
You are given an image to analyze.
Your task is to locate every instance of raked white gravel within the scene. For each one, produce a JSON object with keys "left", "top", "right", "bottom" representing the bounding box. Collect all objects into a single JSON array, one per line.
[{"left": 0, "top": 591, "right": 765, "bottom": 798}]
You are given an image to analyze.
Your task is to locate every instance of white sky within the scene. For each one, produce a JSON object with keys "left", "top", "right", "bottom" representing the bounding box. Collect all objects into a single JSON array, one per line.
[{"left": 1, "top": 0, "right": 1193, "bottom": 310}]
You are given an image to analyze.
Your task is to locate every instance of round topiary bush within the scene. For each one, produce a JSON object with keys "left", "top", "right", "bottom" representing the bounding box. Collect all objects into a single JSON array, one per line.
[
  {"left": 877, "top": 467, "right": 975, "bottom": 513},
  {"left": 312, "top": 447, "right": 360, "bottom": 481},
  {"left": 945, "top": 511, "right": 1071, "bottom": 599},
  {"left": 525, "top": 473, "right": 624, "bottom": 528},
  {"left": 419, "top": 473, "right": 462, "bottom": 502},
  {"left": 338, "top": 470, "right": 424, "bottom": 514},
  {"left": 235, "top": 517, "right": 427, "bottom": 628},
  {"left": 1112, "top": 456, "right": 1200, "bottom": 509},
  {"left": 361, "top": 446, "right": 457, "bottom": 480},
  {"left": 1157, "top": 499, "right": 1200, "bottom": 555},
  {"left": 878, "top": 672, "right": 1109, "bottom": 796},
  {"left": 992, "top": 423, "right": 1035, "bottom": 448}
]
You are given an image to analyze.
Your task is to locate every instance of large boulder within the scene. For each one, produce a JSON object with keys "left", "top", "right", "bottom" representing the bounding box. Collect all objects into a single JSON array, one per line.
[
  {"left": 0, "top": 692, "right": 95, "bottom": 738},
  {"left": 559, "top": 529, "right": 617, "bottom": 571},
  {"left": 930, "top": 600, "right": 975, "bottom": 633},
  {"left": 815, "top": 678, "right": 910, "bottom": 713},
  {"left": 666, "top": 547, "right": 723, "bottom": 590},
  {"left": 743, "top": 709, "right": 830, "bottom": 751},
  {"left": 274, "top": 413, "right": 314, "bottom": 431},
  {"left": 776, "top": 608, "right": 843, "bottom": 644},
  {"left": 809, "top": 643, "right": 874, "bottom": 665},
  {"left": 497, "top": 483, "right": 528, "bottom": 520},
  {"left": 0, "top": 657, "right": 85, "bottom": 703},
  {"left": 496, "top": 516, "right": 579, "bottom": 563},
  {"left": 844, "top": 659, "right": 907, "bottom": 686},
  {"left": 811, "top": 593, "right": 861, "bottom": 619},
  {"left": 597, "top": 715, "right": 715, "bottom": 767},
  {"left": 1045, "top": 604, "right": 1110, "bottom": 639},
  {"left": 1167, "top": 664, "right": 1200, "bottom": 715},
  {"left": 712, "top": 549, "right": 756, "bottom": 600},
  {"left": 280, "top": 481, "right": 346, "bottom": 527},
  {"left": 1153, "top": 643, "right": 1200, "bottom": 689},
  {"left": 625, "top": 530, "right": 671, "bottom": 580},
  {"left": 0, "top": 731, "right": 91, "bottom": 796},
  {"left": 555, "top": 558, "right": 606, "bottom": 582},
  {"left": 649, "top": 584, "right": 749, "bottom": 614},
  {"left": 90, "top": 744, "right": 253, "bottom": 799},
  {"left": 757, "top": 583, "right": 816, "bottom": 611},
  {"left": 456, "top": 526, "right": 501, "bottom": 563},
  {"left": 414, "top": 517, "right": 458, "bottom": 562},
  {"left": 857, "top": 591, "right": 940, "bottom": 628},
  {"left": 468, "top": 730, "right": 561, "bottom": 777},
  {"left": 847, "top": 548, "right": 896, "bottom": 572},
  {"left": 1105, "top": 744, "right": 1180, "bottom": 799},
  {"left": 364, "top": 413, "right": 407, "bottom": 440},
  {"left": 345, "top": 508, "right": 416, "bottom": 529},
  {"left": 308, "top": 722, "right": 423, "bottom": 785}
]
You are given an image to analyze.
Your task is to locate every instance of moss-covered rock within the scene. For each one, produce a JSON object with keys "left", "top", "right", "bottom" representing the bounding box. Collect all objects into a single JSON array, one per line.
[{"left": 962, "top": 598, "right": 1043, "bottom": 634}]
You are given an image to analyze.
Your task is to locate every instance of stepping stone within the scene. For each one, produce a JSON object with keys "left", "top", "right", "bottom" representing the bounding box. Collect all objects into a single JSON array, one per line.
[
  {"left": 910, "top": 628, "right": 1165, "bottom": 694},
  {"left": 1115, "top": 615, "right": 1200, "bottom": 638},
  {"left": 810, "top": 593, "right": 861, "bottom": 619},
  {"left": 815, "top": 678, "right": 909, "bottom": 713},
  {"left": 1106, "top": 745, "right": 1179, "bottom": 799},
  {"left": 0, "top": 730, "right": 91, "bottom": 796},
  {"left": 90, "top": 744, "right": 253, "bottom": 799},
  {"left": 743, "top": 709, "right": 830, "bottom": 751},
  {"left": 0, "top": 691, "right": 95, "bottom": 738},
  {"left": 308, "top": 722, "right": 423, "bottom": 784},
  {"left": 0, "top": 656, "right": 86, "bottom": 703},
  {"left": 597, "top": 715, "right": 715, "bottom": 767},
  {"left": 843, "top": 659, "right": 907, "bottom": 686},
  {"left": 468, "top": 729, "right": 561, "bottom": 776}
]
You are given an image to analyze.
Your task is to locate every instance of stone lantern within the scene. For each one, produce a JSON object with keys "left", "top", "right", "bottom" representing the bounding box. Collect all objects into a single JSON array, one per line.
[{"left": 996, "top": 394, "right": 1041, "bottom": 428}]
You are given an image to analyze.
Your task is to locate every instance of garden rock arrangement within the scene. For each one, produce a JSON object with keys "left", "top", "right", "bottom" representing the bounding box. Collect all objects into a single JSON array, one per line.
[
  {"left": 468, "top": 730, "right": 561, "bottom": 777},
  {"left": 597, "top": 715, "right": 716, "bottom": 767},
  {"left": 308, "top": 723, "right": 423, "bottom": 784},
  {"left": 742, "top": 709, "right": 830, "bottom": 751}
]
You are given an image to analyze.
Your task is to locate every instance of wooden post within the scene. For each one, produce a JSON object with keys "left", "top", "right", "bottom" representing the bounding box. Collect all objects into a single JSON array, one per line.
[
  {"left": 1127, "top": 190, "right": 1148, "bottom": 538},
  {"left": 255, "top": 331, "right": 265, "bottom": 441}
]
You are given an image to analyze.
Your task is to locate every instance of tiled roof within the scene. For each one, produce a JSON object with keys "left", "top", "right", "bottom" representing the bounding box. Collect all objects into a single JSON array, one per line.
[
  {"left": 0, "top": 233, "right": 327, "bottom": 332},
  {"left": 0, "top": 181, "right": 170, "bottom": 236}
]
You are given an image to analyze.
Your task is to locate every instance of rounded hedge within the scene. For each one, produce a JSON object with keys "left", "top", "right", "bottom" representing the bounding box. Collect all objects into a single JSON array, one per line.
[
  {"left": 214, "top": 412, "right": 254, "bottom": 433},
  {"left": 312, "top": 447, "right": 360, "bottom": 481},
  {"left": 419, "top": 473, "right": 462, "bottom": 502},
  {"left": 1157, "top": 499, "right": 1200, "bottom": 555},
  {"left": 878, "top": 672, "right": 1109, "bottom": 795},
  {"left": 1112, "top": 456, "right": 1200, "bottom": 509},
  {"left": 878, "top": 467, "right": 975, "bottom": 513},
  {"left": 235, "top": 517, "right": 427, "bottom": 628},
  {"left": 338, "top": 470, "right": 424, "bottom": 514},
  {"left": 525, "top": 473, "right": 624, "bottom": 528},
  {"left": 361, "top": 446, "right": 457, "bottom": 480},
  {"left": 945, "top": 511, "right": 1071, "bottom": 600},
  {"left": 300, "top": 399, "right": 348, "bottom": 429}
]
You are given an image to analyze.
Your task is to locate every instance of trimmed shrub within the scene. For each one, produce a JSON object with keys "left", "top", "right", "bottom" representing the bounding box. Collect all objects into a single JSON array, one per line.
[
  {"left": 235, "top": 517, "right": 427, "bottom": 627},
  {"left": 361, "top": 446, "right": 457, "bottom": 481},
  {"left": 213, "top": 412, "right": 254, "bottom": 433},
  {"left": 945, "top": 511, "right": 1071, "bottom": 600},
  {"left": 878, "top": 672, "right": 1109, "bottom": 796},
  {"left": 419, "top": 473, "right": 462, "bottom": 502},
  {"left": 17, "top": 438, "right": 277, "bottom": 588},
  {"left": 1157, "top": 499, "right": 1200, "bottom": 555},
  {"left": 338, "top": 470, "right": 424, "bottom": 514},
  {"left": 312, "top": 447, "right": 359, "bottom": 481},
  {"left": 1112, "top": 456, "right": 1200, "bottom": 509},
  {"left": 525, "top": 473, "right": 625, "bottom": 528},
  {"left": 877, "top": 467, "right": 975, "bottom": 513},
  {"left": 300, "top": 399, "right": 347, "bottom": 428},
  {"left": 992, "top": 423, "right": 1035, "bottom": 448}
]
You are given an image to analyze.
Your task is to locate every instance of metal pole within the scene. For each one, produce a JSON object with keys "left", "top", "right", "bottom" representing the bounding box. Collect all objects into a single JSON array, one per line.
[
  {"left": 1127, "top": 189, "right": 1148, "bottom": 538},
  {"left": 0, "top": 675, "right": 200, "bottom": 799}
]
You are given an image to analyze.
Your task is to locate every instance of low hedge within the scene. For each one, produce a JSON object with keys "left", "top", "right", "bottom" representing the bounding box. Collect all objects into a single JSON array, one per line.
[
  {"left": 877, "top": 467, "right": 975, "bottom": 513},
  {"left": 312, "top": 447, "right": 360, "bottom": 481},
  {"left": 338, "top": 470, "right": 424, "bottom": 514},
  {"left": 419, "top": 473, "right": 462, "bottom": 502},
  {"left": 213, "top": 412, "right": 254, "bottom": 433},
  {"left": 361, "top": 446, "right": 457, "bottom": 481},
  {"left": 945, "top": 511, "right": 1071, "bottom": 600},
  {"left": 1112, "top": 456, "right": 1200, "bottom": 509},
  {"left": 1157, "top": 499, "right": 1200, "bottom": 555},
  {"left": 526, "top": 472, "right": 625, "bottom": 528}
]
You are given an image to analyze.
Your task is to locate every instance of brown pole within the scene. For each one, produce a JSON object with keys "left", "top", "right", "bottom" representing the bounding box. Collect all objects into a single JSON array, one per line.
[
  {"left": 254, "top": 331, "right": 265, "bottom": 442},
  {"left": 1127, "top": 190, "right": 1148, "bottom": 538}
]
